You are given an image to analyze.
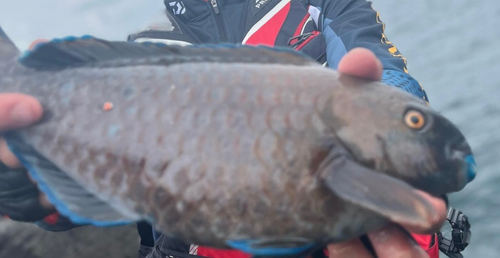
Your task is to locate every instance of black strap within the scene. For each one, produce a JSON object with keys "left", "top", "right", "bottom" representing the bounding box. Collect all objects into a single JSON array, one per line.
[
  {"left": 137, "top": 222, "right": 156, "bottom": 247},
  {"left": 438, "top": 207, "right": 471, "bottom": 258}
]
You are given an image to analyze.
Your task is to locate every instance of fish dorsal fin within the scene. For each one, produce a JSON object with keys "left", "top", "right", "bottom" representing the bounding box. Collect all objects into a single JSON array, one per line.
[
  {"left": 0, "top": 27, "right": 20, "bottom": 62},
  {"left": 19, "top": 35, "right": 319, "bottom": 70}
]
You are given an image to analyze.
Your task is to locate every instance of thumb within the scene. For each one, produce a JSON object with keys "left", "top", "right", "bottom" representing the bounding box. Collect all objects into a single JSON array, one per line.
[
  {"left": 337, "top": 48, "right": 383, "bottom": 81},
  {"left": 0, "top": 93, "right": 43, "bottom": 132}
]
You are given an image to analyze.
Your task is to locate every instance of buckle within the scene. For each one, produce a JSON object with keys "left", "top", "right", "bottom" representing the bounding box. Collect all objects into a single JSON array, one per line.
[
  {"left": 438, "top": 207, "right": 471, "bottom": 258},
  {"left": 287, "top": 32, "right": 314, "bottom": 49}
]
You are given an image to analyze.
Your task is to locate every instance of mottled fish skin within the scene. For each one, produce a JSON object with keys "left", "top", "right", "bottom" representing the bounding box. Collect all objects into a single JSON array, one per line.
[
  {"left": 0, "top": 33, "right": 475, "bottom": 249},
  {"left": 1, "top": 63, "right": 385, "bottom": 246}
]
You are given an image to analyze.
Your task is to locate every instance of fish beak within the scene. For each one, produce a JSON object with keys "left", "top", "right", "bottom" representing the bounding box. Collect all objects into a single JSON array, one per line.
[
  {"left": 444, "top": 128, "right": 475, "bottom": 182},
  {"left": 465, "top": 154, "right": 477, "bottom": 182},
  {"left": 442, "top": 137, "right": 476, "bottom": 190}
]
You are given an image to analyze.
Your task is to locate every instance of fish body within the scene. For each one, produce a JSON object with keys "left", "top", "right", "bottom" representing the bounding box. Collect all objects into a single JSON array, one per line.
[{"left": 0, "top": 28, "right": 476, "bottom": 255}]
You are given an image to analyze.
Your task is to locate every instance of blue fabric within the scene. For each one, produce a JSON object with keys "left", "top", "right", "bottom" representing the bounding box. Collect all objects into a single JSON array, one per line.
[
  {"left": 382, "top": 70, "right": 429, "bottom": 102},
  {"left": 322, "top": 19, "right": 347, "bottom": 69},
  {"left": 312, "top": 0, "right": 430, "bottom": 103},
  {"left": 317, "top": 0, "right": 411, "bottom": 72}
]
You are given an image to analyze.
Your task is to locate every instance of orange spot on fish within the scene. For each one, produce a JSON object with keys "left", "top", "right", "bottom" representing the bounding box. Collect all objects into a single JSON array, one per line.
[{"left": 103, "top": 102, "right": 114, "bottom": 111}]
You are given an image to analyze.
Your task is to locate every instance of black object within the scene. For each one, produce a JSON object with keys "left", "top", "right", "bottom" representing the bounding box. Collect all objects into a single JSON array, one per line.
[
  {"left": 137, "top": 221, "right": 156, "bottom": 247},
  {"left": 438, "top": 207, "right": 471, "bottom": 258},
  {"left": 0, "top": 162, "right": 53, "bottom": 222}
]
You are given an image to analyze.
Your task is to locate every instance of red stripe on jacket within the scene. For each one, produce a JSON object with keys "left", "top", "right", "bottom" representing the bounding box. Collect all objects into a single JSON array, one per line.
[{"left": 245, "top": 2, "right": 291, "bottom": 46}]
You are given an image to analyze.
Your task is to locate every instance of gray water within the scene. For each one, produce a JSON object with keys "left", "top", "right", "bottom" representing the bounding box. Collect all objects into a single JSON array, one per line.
[{"left": 0, "top": 0, "right": 499, "bottom": 257}]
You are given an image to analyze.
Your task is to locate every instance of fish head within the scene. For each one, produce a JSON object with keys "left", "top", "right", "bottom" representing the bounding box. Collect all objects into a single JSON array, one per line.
[{"left": 326, "top": 75, "right": 476, "bottom": 196}]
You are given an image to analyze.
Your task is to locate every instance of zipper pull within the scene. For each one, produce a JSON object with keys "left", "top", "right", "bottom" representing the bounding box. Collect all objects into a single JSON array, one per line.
[{"left": 211, "top": 0, "right": 220, "bottom": 14}]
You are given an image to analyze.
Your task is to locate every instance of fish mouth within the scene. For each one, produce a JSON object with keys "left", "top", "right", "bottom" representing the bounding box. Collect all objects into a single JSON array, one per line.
[
  {"left": 439, "top": 140, "right": 476, "bottom": 191},
  {"left": 416, "top": 133, "right": 476, "bottom": 195},
  {"left": 445, "top": 137, "right": 476, "bottom": 182},
  {"left": 451, "top": 154, "right": 476, "bottom": 191},
  {"left": 464, "top": 154, "right": 477, "bottom": 182},
  {"left": 429, "top": 110, "right": 476, "bottom": 191},
  {"left": 433, "top": 145, "right": 476, "bottom": 194}
]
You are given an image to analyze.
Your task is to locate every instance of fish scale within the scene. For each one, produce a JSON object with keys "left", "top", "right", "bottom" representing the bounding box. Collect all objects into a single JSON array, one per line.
[
  {"left": 2, "top": 64, "right": 422, "bottom": 229},
  {"left": 0, "top": 30, "right": 477, "bottom": 256},
  {"left": 28, "top": 66, "right": 340, "bottom": 242},
  {"left": 22, "top": 64, "right": 341, "bottom": 242}
]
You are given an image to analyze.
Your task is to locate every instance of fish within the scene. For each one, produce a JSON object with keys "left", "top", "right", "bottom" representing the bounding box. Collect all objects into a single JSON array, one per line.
[{"left": 0, "top": 27, "right": 476, "bottom": 257}]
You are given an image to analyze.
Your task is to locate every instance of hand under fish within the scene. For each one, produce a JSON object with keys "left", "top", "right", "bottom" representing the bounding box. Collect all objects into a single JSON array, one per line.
[{"left": 0, "top": 26, "right": 474, "bottom": 257}]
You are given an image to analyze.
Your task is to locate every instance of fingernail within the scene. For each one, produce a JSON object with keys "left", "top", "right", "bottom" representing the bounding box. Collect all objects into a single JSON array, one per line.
[{"left": 10, "top": 102, "right": 36, "bottom": 124}]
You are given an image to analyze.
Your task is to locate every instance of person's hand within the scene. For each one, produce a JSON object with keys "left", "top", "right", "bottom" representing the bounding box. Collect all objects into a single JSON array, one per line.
[
  {"left": 327, "top": 48, "right": 447, "bottom": 258},
  {"left": 0, "top": 93, "right": 55, "bottom": 221},
  {"left": 0, "top": 93, "right": 43, "bottom": 165}
]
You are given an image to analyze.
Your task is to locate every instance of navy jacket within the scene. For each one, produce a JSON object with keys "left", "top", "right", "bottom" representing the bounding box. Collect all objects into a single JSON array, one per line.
[{"left": 128, "top": 0, "right": 429, "bottom": 102}]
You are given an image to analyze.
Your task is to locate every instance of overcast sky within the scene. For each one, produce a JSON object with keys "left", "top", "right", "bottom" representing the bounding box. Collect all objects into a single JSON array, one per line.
[{"left": 0, "top": 0, "right": 166, "bottom": 50}]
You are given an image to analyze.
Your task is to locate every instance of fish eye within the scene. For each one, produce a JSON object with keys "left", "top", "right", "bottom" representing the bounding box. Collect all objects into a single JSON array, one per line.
[{"left": 404, "top": 110, "right": 426, "bottom": 129}]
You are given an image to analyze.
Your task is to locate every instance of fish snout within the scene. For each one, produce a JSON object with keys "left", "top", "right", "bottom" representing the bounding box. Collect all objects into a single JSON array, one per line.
[
  {"left": 464, "top": 154, "right": 477, "bottom": 182},
  {"left": 445, "top": 138, "right": 476, "bottom": 182}
]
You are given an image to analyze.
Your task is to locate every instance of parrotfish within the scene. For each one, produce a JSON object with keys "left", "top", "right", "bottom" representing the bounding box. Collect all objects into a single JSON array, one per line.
[{"left": 0, "top": 27, "right": 476, "bottom": 257}]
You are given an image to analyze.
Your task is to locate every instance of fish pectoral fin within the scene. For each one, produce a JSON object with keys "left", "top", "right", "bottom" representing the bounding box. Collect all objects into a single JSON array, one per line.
[
  {"left": 226, "top": 237, "right": 324, "bottom": 258},
  {"left": 4, "top": 132, "right": 140, "bottom": 227},
  {"left": 319, "top": 155, "right": 438, "bottom": 229}
]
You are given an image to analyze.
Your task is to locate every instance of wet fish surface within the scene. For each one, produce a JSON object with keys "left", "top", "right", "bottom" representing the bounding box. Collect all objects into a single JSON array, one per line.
[{"left": 0, "top": 27, "right": 477, "bottom": 257}]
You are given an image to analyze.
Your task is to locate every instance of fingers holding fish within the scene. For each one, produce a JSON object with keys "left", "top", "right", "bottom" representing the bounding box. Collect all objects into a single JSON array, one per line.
[
  {"left": 0, "top": 93, "right": 42, "bottom": 166},
  {"left": 0, "top": 93, "right": 54, "bottom": 219},
  {"left": 337, "top": 48, "right": 383, "bottom": 81},
  {"left": 327, "top": 225, "right": 431, "bottom": 258},
  {"left": 327, "top": 238, "right": 375, "bottom": 258},
  {"left": 402, "top": 190, "right": 447, "bottom": 234},
  {"left": 0, "top": 93, "right": 43, "bottom": 132},
  {"left": 0, "top": 137, "right": 21, "bottom": 168},
  {"left": 367, "top": 191, "right": 445, "bottom": 258},
  {"left": 367, "top": 224, "right": 430, "bottom": 258}
]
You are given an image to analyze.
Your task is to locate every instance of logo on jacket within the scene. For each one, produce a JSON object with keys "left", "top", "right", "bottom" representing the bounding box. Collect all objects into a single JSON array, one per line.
[
  {"left": 252, "top": 0, "right": 272, "bottom": 16},
  {"left": 168, "top": 0, "right": 186, "bottom": 15},
  {"left": 255, "top": 0, "right": 271, "bottom": 9}
]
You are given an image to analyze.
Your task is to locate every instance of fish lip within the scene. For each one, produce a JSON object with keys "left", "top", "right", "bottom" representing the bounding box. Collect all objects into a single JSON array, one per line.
[
  {"left": 443, "top": 154, "right": 476, "bottom": 192},
  {"left": 444, "top": 139, "right": 476, "bottom": 183},
  {"left": 464, "top": 154, "right": 477, "bottom": 182}
]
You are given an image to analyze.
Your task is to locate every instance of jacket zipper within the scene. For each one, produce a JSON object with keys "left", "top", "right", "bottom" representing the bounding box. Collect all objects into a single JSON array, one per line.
[{"left": 210, "top": 0, "right": 228, "bottom": 42}]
